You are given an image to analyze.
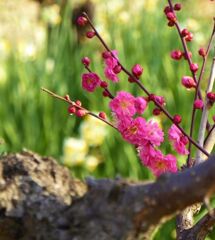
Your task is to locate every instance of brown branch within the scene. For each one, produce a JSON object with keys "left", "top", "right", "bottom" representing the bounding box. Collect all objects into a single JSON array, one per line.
[
  {"left": 180, "top": 209, "right": 215, "bottom": 240},
  {"left": 0, "top": 151, "right": 215, "bottom": 239}
]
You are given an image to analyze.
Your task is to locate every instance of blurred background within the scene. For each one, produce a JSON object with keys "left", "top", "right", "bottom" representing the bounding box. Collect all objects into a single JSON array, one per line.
[{"left": 0, "top": 0, "right": 214, "bottom": 238}]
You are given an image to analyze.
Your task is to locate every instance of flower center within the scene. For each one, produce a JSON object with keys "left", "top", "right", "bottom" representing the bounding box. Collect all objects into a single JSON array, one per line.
[
  {"left": 155, "top": 160, "right": 166, "bottom": 170},
  {"left": 128, "top": 125, "right": 138, "bottom": 135}
]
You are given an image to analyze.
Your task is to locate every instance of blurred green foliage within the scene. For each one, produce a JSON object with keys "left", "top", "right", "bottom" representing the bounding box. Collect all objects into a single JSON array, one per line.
[{"left": 0, "top": 1, "right": 214, "bottom": 238}]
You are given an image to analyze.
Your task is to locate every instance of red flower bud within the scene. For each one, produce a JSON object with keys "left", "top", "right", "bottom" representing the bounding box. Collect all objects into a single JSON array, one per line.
[
  {"left": 171, "top": 50, "right": 183, "bottom": 60},
  {"left": 128, "top": 76, "right": 135, "bottom": 83},
  {"left": 86, "top": 31, "right": 96, "bottom": 38},
  {"left": 166, "top": 12, "right": 176, "bottom": 22},
  {"left": 173, "top": 114, "right": 182, "bottom": 124},
  {"left": 168, "top": 21, "right": 175, "bottom": 27},
  {"left": 181, "top": 136, "right": 189, "bottom": 145},
  {"left": 174, "top": 3, "right": 182, "bottom": 11},
  {"left": 75, "top": 100, "right": 82, "bottom": 106},
  {"left": 153, "top": 108, "right": 161, "bottom": 116},
  {"left": 102, "top": 90, "right": 110, "bottom": 97},
  {"left": 190, "top": 63, "right": 199, "bottom": 73},
  {"left": 185, "top": 32, "right": 193, "bottom": 42},
  {"left": 76, "top": 109, "right": 87, "bottom": 117},
  {"left": 181, "top": 28, "right": 189, "bottom": 37},
  {"left": 207, "top": 92, "right": 215, "bottom": 102},
  {"left": 132, "top": 64, "right": 143, "bottom": 77},
  {"left": 100, "top": 81, "right": 108, "bottom": 88},
  {"left": 113, "top": 65, "right": 122, "bottom": 74},
  {"left": 81, "top": 57, "right": 90, "bottom": 66},
  {"left": 181, "top": 76, "right": 196, "bottom": 89},
  {"left": 102, "top": 51, "right": 111, "bottom": 59},
  {"left": 68, "top": 105, "right": 76, "bottom": 114},
  {"left": 198, "top": 48, "right": 206, "bottom": 57},
  {"left": 164, "top": 6, "right": 171, "bottom": 14},
  {"left": 77, "top": 16, "right": 88, "bottom": 26},
  {"left": 99, "top": 112, "right": 106, "bottom": 119},
  {"left": 64, "top": 95, "right": 70, "bottom": 101},
  {"left": 194, "top": 99, "right": 204, "bottom": 109}
]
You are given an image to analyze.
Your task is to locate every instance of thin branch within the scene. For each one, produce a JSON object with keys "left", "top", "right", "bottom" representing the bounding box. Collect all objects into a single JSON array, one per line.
[
  {"left": 187, "top": 20, "right": 215, "bottom": 165},
  {"left": 196, "top": 56, "right": 215, "bottom": 164},
  {"left": 82, "top": 12, "right": 210, "bottom": 157},
  {"left": 181, "top": 209, "right": 215, "bottom": 240},
  {"left": 41, "top": 87, "right": 118, "bottom": 130},
  {"left": 204, "top": 124, "right": 215, "bottom": 145}
]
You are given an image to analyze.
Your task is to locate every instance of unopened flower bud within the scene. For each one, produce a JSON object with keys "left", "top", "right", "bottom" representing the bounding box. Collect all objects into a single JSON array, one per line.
[
  {"left": 99, "top": 112, "right": 106, "bottom": 119},
  {"left": 173, "top": 114, "right": 182, "bottom": 124},
  {"left": 194, "top": 99, "right": 204, "bottom": 109},
  {"left": 164, "top": 6, "right": 171, "bottom": 14},
  {"left": 190, "top": 63, "right": 198, "bottom": 73},
  {"left": 75, "top": 100, "right": 82, "bottom": 106},
  {"left": 76, "top": 109, "right": 87, "bottom": 117},
  {"left": 68, "top": 105, "right": 76, "bottom": 114},
  {"left": 81, "top": 57, "right": 90, "bottom": 66},
  {"left": 77, "top": 16, "right": 88, "bottom": 26},
  {"left": 100, "top": 81, "right": 108, "bottom": 88},
  {"left": 113, "top": 65, "right": 122, "bottom": 74},
  {"left": 171, "top": 50, "right": 183, "bottom": 60},
  {"left": 132, "top": 64, "right": 143, "bottom": 77},
  {"left": 181, "top": 28, "right": 189, "bottom": 37},
  {"left": 153, "top": 108, "right": 161, "bottom": 116},
  {"left": 102, "top": 51, "right": 111, "bottom": 59},
  {"left": 181, "top": 136, "right": 189, "bottom": 145},
  {"left": 102, "top": 90, "right": 110, "bottom": 97},
  {"left": 168, "top": 21, "right": 175, "bottom": 27},
  {"left": 64, "top": 95, "right": 70, "bottom": 101},
  {"left": 128, "top": 76, "right": 135, "bottom": 83},
  {"left": 166, "top": 12, "right": 176, "bottom": 22},
  {"left": 174, "top": 3, "right": 182, "bottom": 11},
  {"left": 185, "top": 32, "right": 193, "bottom": 42},
  {"left": 86, "top": 31, "right": 96, "bottom": 39},
  {"left": 181, "top": 76, "right": 196, "bottom": 89},
  {"left": 198, "top": 48, "right": 206, "bottom": 57},
  {"left": 207, "top": 92, "right": 215, "bottom": 102}
]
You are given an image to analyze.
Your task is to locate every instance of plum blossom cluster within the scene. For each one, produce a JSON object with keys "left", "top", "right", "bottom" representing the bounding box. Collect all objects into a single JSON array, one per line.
[
  {"left": 42, "top": 1, "right": 214, "bottom": 177},
  {"left": 78, "top": 46, "right": 190, "bottom": 176}
]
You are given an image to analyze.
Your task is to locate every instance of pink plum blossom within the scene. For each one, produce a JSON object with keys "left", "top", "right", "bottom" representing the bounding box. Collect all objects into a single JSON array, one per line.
[
  {"left": 118, "top": 117, "right": 147, "bottom": 145},
  {"left": 168, "top": 124, "right": 189, "bottom": 155},
  {"left": 82, "top": 73, "right": 101, "bottom": 92},
  {"left": 104, "top": 50, "right": 120, "bottom": 82},
  {"left": 135, "top": 97, "right": 148, "bottom": 114},
  {"left": 139, "top": 145, "right": 177, "bottom": 176},
  {"left": 109, "top": 91, "right": 136, "bottom": 117},
  {"left": 144, "top": 120, "right": 164, "bottom": 146},
  {"left": 150, "top": 152, "right": 177, "bottom": 176}
]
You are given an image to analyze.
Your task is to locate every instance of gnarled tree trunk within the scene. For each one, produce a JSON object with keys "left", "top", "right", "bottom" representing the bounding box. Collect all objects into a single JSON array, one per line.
[{"left": 0, "top": 151, "right": 215, "bottom": 240}]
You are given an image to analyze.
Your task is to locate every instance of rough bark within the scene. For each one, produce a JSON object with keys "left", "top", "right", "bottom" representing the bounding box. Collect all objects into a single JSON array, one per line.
[{"left": 0, "top": 151, "right": 215, "bottom": 240}]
